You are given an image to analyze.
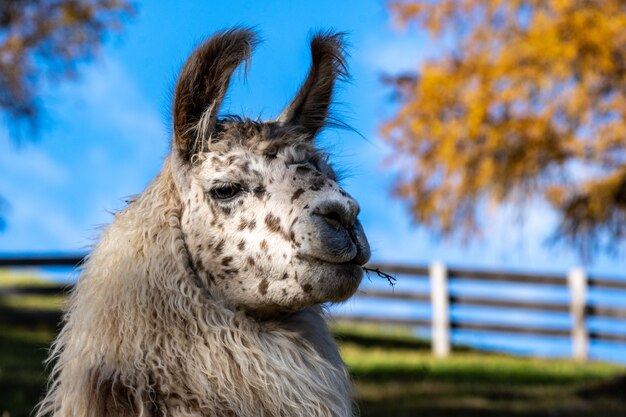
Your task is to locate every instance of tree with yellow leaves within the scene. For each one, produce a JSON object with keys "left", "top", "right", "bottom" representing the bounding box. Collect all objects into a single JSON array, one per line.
[
  {"left": 0, "top": 0, "right": 132, "bottom": 230},
  {"left": 384, "top": 0, "right": 626, "bottom": 254},
  {"left": 0, "top": 0, "right": 132, "bottom": 128}
]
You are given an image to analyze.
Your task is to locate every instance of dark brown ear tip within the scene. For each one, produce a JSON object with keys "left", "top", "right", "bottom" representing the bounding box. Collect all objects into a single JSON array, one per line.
[
  {"left": 310, "top": 31, "right": 347, "bottom": 48},
  {"left": 195, "top": 27, "right": 260, "bottom": 65},
  {"left": 217, "top": 27, "right": 261, "bottom": 51},
  {"left": 309, "top": 31, "right": 349, "bottom": 79}
]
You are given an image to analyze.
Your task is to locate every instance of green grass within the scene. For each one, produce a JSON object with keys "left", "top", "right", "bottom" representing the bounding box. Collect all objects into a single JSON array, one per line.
[
  {"left": 0, "top": 278, "right": 625, "bottom": 417},
  {"left": 0, "top": 326, "right": 54, "bottom": 417},
  {"left": 0, "top": 272, "right": 62, "bottom": 417},
  {"left": 333, "top": 323, "right": 626, "bottom": 417}
]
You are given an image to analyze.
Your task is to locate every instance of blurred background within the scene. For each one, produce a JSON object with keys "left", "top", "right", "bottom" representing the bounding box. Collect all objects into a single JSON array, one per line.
[{"left": 1, "top": 1, "right": 625, "bottom": 416}]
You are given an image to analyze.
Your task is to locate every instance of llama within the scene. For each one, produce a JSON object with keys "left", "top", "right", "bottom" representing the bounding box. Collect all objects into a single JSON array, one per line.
[{"left": 37, "top": 28, "right": 370, "bottom": 417}]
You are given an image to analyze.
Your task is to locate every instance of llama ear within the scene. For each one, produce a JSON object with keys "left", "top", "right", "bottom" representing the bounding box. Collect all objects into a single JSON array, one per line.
[
  {"left": 173, "top": 28, "right": 258, "bottom": 161},
  {"left": 277, "top": 31, "right": 348, "bottom": 139}
]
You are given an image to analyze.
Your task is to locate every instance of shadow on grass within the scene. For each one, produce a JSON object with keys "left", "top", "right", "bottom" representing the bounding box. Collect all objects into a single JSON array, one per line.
[
  {"left": 331, "top": 322, "right": 473, "bottom": 353},
  {"left": 578, "top": 374, "right": 626, "bottom": 402},
  {"left": 349, "top": 362, "right": 616, "bottom": 385},
  {"left": 0, "top": 326, "right": 54, "bottom": 417},
  {"left": 354, "top": 368, "right": 626, "bottom": 417},
  {"left": 333, "top": 331, "right": 431, "bottom": 351}
]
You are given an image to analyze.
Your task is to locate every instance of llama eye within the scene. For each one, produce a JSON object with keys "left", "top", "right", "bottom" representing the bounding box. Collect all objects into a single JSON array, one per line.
[{"left": 209, "top": 184, "right": 242, "bottom": 200}]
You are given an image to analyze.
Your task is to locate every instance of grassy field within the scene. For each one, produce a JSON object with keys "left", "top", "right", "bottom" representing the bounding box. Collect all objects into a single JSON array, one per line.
[
  {"left": 333, "top": 323, "right": 626, "bottom": 417},
  {"left": 1, "top": 273, "right": 626, "bottom": 417},
  {"left": 0, "top": 326, "right": 56, "bottom": 417}
]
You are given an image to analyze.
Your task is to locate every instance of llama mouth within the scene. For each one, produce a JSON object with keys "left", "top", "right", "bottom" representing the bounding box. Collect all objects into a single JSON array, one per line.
[
  {"left": 295, "top": 252, "right": 369, "bottom": 271},
  {"left": 311, "top": 260, "right": 364, "bottom": 303},
  {"left": 293, "top": 253, "right": 364, "bottom": 299},
  {"left": 348, "top": 220, "right": 371, "bottom": 265}
]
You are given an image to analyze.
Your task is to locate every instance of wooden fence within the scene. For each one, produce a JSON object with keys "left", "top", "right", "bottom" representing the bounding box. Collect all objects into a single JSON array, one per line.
[
  {"left": 336, "top": 262, "right": 626, "bottom": 360},
  {"left": 0, "top": 255, "right": 81, "bottom": 327},
  {"left": 1, "top": 255, "right": 626, "bottom": 361}
]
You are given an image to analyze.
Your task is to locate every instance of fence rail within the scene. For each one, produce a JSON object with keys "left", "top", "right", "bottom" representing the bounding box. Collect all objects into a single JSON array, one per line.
[
  {"left": 1, "top": 255, "right": 626, "bottom": 360},
  {"left": 335, "top": 262, "right": 626, "bottom": 360},
  {"left": 0, "top": 254, "right": 84, "bottom": 268}
]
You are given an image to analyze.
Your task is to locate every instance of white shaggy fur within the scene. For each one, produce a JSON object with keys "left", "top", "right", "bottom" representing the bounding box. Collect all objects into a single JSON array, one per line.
[{"left": 37, "top": 163, "right": 353, "bottom": 417}]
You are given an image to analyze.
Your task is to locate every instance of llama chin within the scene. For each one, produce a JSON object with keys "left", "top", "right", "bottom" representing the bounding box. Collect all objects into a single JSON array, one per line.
[{"left": 37, "top": 28, "right": 369, "bottom": 417}]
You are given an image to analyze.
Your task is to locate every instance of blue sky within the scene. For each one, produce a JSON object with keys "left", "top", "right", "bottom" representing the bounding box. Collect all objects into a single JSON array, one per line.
[{"left": 0, "top": 0, "right": 624, "bottom": 277}]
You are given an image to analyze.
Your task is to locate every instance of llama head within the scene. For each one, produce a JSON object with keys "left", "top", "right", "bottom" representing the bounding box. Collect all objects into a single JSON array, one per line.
[{"left": 170, "top": 28, "right": 370, "bottom": 317}]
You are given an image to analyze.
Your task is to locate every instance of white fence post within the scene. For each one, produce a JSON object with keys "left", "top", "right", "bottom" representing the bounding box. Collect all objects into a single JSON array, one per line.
[
  {"left": 567, "top": 267, "right": 589, "bottom": 361},
  {"left": 430, "top": 262, "right": 450, "bottom": 358}
]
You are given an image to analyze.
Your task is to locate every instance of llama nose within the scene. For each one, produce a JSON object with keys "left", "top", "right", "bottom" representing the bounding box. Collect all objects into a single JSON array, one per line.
[{"left": 315, "top": 200, "right": 359, "bottom": 230}]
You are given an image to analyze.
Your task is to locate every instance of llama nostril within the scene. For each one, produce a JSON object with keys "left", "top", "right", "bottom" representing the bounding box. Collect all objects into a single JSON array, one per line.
[
  {"left": 315, "top": 201, "right": 357, "bottom": 229},
  {"left": 322, "top": 210, "right": 344, "bottom": 228}
]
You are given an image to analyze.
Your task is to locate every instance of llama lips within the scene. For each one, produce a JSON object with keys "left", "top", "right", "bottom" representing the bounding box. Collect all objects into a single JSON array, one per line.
[
  {"left": 348, "top": 219, "right": 371, "bottom": 266},
  {"left": 302, "top": 215, "right": 370, "bottom": 265}
]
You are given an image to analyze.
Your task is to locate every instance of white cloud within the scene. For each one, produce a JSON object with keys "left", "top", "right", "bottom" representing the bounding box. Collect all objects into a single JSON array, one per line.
[
  {"left": 0, "top": 186, "right": 88, "bottom": 251},
  {"left": 1, "top": 56, "right": 168, "bottom": 252},
  {"left": 86, "top": 60, "right": 165, "bottom": 139},
  {"left": 56, "top": 56, "right": 169, "bottom": 163},
  {"left": 0, "top": 140, "right": 69, "bottom": 187}
]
